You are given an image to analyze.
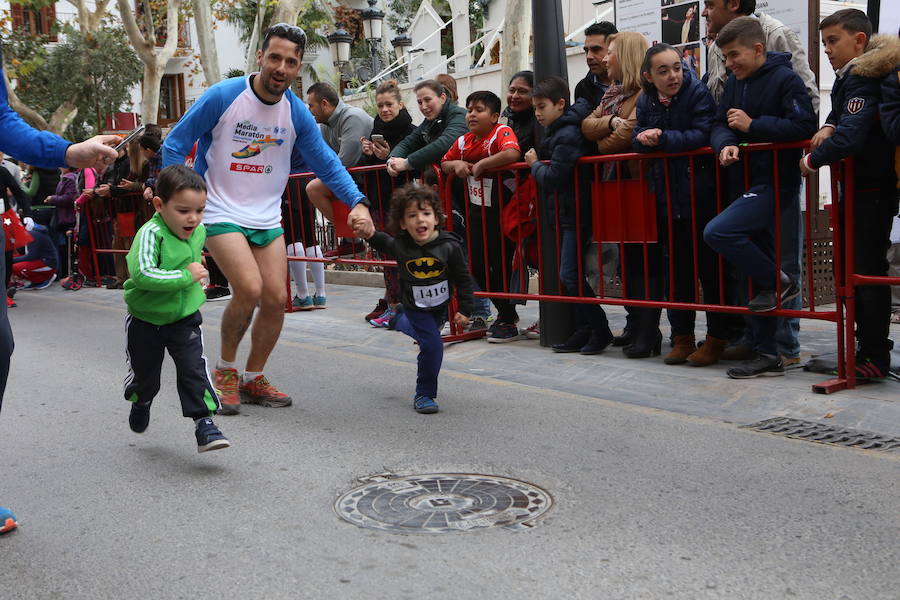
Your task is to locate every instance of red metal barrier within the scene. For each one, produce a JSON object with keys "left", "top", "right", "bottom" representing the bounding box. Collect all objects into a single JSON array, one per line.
[
  {"left": 83, "top": 192, "right": 151, "bottom": 286},
  {"left": 444, "top": 142, "right": 850, "bottom": 393},
  {"left": 828, "top": 157, "right": 900, "bottom": 391}
]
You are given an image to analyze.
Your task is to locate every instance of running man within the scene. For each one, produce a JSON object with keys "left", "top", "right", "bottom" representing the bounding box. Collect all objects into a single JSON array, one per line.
[{"left": 162, "top": 23, "right": 374, "bottom": 415}]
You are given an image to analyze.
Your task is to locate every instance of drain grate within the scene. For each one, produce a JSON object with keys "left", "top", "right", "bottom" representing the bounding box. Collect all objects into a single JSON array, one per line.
[
  {"left": 335, "top": 473, "right": 552, "bottom": 534},
  {"left": 743, "top": 417, "right": 900, "bottom": 452}
]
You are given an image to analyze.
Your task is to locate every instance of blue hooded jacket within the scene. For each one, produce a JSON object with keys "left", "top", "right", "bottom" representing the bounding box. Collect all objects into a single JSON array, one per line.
[
  {"left": 710, "top": 52, "right": 817, "bottom": 197},
  {"left": 633, "top": 67, "right": 716, "bottom": 220}
]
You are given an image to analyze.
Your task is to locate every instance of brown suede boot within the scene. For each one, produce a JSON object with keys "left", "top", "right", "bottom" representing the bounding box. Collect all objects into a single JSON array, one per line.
[
  {"left": 686, "top": 336, "right": 728, "bottom": 366},
  {"left": 664, "top": 335, "right": 696, "bottom": 365}
]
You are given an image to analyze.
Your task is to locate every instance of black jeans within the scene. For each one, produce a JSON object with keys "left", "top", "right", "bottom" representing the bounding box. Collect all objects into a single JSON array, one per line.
[{"left": 848, "top": 186, "right": 899, "bottom": 363}]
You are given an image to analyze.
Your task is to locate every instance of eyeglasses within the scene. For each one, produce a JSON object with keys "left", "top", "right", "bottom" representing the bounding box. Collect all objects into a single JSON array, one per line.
[{"left": 263, "top": 22, "right": 307, "bottom": 51}]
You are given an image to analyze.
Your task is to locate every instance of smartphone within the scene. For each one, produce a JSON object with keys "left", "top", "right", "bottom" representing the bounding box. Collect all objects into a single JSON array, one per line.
[
  {"left": 114, "top": 125, "right": 146, "bottom": 152},
  {"left": 370, "top": 134, "right": 385, "bottom": 144}
]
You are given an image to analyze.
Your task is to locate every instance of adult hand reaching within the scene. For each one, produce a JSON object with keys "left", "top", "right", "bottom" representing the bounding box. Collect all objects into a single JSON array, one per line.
[
  {"left": 64, "top": 135, "right": 119, "bottom": 170},
  {"left": 349, "top": 202, "right": 375, "bottom": 239}
]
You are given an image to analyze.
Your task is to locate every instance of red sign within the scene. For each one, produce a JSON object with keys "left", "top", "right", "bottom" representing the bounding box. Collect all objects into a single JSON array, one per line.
[{"left": 230, "top": 162, "right": 264, "bottom": 173}]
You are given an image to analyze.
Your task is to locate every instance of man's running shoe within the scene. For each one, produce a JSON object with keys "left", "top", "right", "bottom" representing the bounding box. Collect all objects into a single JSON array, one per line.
[
  {"left": 205, "top": 285, "right": 231, "bottom": 301},
  {"left": 32, "top": 274, "right": 57, "bottom": 290},
  {"left": 487, "top": 322, "right": 524, "bottom": 343},
  {"left": 414, "top": 395, "right": 439, "bottom": 414},
  {"left": 214, "top": 367, "right": 241, "bottom": 415},
  {"left": 240, "top": 375, "right": 292, "bottom": 407},
  {"left": 524, "top": 321, "right": 540, "bottom": 340},
  {"left": 293, "top": 295, "right": 315, "bottom": 311},
  {"left": 6, "top": 297, "right": 15, "bottom": 308},
  {"left": 195, "top": 418, "right": 231, "bottom": 453},
  {"left": 370, "top": 307, "right": 396, "bottom": 327},
  {"left": 0, "top": 506, "right": 17, "bottom": 534},
  {"left": 312, "top": 294, "right": 326, "bottom": 309},
  {"left": 365, "top": 298, "right": 388, "bottom": 322}
]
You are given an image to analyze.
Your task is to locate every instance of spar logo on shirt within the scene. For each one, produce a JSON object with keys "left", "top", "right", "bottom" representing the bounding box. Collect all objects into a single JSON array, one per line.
[
  {"left": 229, "top": 163, "right": 274, "bottom": 174},
  {"left": 230, "top": 120, "right": 286, "bottom": 160}
]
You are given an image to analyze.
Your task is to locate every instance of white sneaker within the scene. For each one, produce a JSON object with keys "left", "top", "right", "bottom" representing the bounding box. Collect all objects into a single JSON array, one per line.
[{"left": 524, "top": 321, "right": 540, "bottom": 340}]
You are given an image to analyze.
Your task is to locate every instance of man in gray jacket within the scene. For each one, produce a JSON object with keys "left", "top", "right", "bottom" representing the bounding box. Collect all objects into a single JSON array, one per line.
[
  {"left": 306, "top": 82, "right": 373, "bottom": 167},
  {"left": 703, "top": 0, "right": 819, "bottom": 110}
]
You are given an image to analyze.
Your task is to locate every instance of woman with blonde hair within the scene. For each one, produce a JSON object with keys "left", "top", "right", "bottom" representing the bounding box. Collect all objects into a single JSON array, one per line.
[{"left": 581, "top": 31, "right": 656, "bottom": 358}]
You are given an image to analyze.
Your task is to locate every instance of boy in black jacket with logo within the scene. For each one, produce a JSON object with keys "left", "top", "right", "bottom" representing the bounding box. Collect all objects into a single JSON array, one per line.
[
  {"left": 801, "top": 9, "right": 900, "bottom": 379},
  {"left": 365, "top": 184, "right": 475, "bottom": 414},
  {"left": 703, "top": 17, "right": 817, "bottom": 379}
]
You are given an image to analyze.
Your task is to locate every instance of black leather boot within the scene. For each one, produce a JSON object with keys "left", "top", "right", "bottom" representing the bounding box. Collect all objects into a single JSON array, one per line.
[
  {"left": 552, "top": 327, "right": 592, "bottom": 353},
  {"left": 623, "top": 308, "right": 663, "bottom": 358}
]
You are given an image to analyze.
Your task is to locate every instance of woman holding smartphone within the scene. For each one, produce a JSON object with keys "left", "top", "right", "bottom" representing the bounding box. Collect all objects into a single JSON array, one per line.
[{"left": 359, "top": 79, "right": 416, "bottom": 325}]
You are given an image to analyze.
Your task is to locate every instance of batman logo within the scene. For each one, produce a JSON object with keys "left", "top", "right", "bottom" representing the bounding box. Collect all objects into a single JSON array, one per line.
[{"left": 406, "top": 257, "right": 445, "bottom": 279}]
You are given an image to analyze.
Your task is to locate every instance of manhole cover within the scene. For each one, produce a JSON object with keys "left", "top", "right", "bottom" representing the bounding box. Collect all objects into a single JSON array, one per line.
[{"left": 335, "top": 473, "right": 552, "bottom": 534}]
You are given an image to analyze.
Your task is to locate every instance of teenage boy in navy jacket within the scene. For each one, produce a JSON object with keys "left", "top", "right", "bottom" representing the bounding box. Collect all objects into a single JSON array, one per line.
[
  {"left": 703, "top": 17, "right": 817, "bottom": 379},
  {"left": 800, "top": 9, "right": 900, "bottom": 379}
]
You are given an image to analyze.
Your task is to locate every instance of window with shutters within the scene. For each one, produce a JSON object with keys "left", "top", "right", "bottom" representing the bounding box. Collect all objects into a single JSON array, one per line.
[
  {"left": 10, "top": 4, "right": 58, "bottom": 42},
  {"left": 158, "top": 73, "right": 186, "bottom": 127}
]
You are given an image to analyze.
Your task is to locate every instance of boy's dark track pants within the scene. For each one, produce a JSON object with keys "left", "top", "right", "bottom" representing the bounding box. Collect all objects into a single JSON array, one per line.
[{"left": 124, "top": 311, "right": 220, "bottom": 418}]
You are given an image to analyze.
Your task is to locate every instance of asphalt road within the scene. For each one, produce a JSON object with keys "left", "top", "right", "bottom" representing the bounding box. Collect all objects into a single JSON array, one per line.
[{"left": 1, "top": 286, "right": 897, "bottom": 599}]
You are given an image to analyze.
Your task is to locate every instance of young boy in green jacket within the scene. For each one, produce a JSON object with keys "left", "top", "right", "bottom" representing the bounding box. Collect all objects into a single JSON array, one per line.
[{"left": 123, "top": 164, "right": 229, "bottom": 452}]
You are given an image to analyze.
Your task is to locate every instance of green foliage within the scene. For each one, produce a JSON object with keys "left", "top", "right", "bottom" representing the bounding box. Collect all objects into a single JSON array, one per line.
[
  {"left": 2, "top": 25, "right": 142, "bottom": 138},
  {"left": 224, "top": 67, "right": 246, "bottom": 78},
  {"left": 215, "top": 0, "right": 331, "bottom": 52}
]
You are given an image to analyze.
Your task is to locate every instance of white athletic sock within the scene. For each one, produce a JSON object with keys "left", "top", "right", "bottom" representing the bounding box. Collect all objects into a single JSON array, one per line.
[
  {"left": 217, "top": 358, "right": 236, "bottom": 370},
  {"left": 307, "top": 245, "right": 325, "bottom": 296},
  {"left": 243, "top": 371, "right": 262, "bottom": 383},
  {"left": 287, "top": 242, "right": 309, "bottom": 298}
]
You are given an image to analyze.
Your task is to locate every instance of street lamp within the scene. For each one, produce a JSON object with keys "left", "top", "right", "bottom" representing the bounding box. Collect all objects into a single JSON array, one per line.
[
  {"left": 361, "top": 0, "right": 384, "bottom": 42},
  {"left": 327, "top": 23, "right": 354, "bottom": 94},
  {"left": 327, "top": 22, "right": 353, "bottom": 66},
  {"left": 361, "top": 0, "right": 385, "bottom": 80},
  {"left": 390, "top": 29, "right": 413, "bottom": 74}
]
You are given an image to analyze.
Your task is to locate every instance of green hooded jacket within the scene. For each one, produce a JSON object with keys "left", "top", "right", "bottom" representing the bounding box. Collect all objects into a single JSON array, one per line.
[{"left": 124, "top": 212, "right": 206, "bottom": 326}]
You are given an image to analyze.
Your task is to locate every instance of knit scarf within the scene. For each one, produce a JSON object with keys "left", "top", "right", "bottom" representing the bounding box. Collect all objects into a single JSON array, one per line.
[{"left": 598, "top": 83, "right": 635, "bottom": 118}]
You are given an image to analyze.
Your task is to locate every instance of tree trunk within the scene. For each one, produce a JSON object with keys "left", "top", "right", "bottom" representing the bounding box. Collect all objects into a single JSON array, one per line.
[
  {"left": 66, "top": 0, "right": 111, "bottom": 34},
  {"left": 244, "top": 1, "right": 267, "bottom": 74},
  {"left": 117, "top": 0, "right": 180, "bottom": 124},
  {"left": 2, "top": 70, "right": 49, "bottom": 130},
  {"left": 271, "top": 0, "right": 303, "bottom": 29},
  {"left": 141, "top": 63, "right": 165, "bottom": 126},
  {"left": 501, "top": 0, "right": 531, "bottom": 101},
  {"left": 48, "top": 101, "right": 79, "bottom": 135},
  {"left": 192, "top": 0, "right": 221, "bottom": 85}
]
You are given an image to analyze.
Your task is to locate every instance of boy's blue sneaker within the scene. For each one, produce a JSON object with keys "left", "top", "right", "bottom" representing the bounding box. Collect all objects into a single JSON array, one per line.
[
  {"left": 0, "top": 506, "right": 17, "bottom": 534},
  {"left": 312, "top": 294, "right": 327, "bottom": 309},
  {"left": 195, "top": 418, "right": 231, "bottom": 453},
  {"left": 129, "top": 402, "right": 150, "bottom": 433},
  {"left": 293, "top": 295, "right": 315, "bottom": 311},
  {"left": 414, "top": 395, "right": 439, "bottom": 414}
]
